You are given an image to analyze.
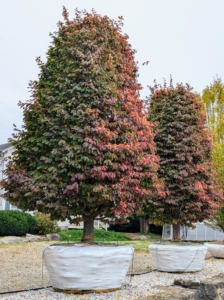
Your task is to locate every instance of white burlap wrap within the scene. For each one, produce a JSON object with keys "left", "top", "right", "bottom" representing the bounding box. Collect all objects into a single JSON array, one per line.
[
  {"left": 205, "top": 243, "right": 224, "bottom": 258},
  {"left": 149, "top": 244, "right": 207, "bottom": 272},
  {"left": 43, "top": 244, "right": 134, "bottom": 290}
]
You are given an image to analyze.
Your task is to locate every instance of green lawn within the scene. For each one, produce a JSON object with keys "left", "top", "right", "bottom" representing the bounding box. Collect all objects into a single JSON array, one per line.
[
  {"left": 59, "top": 229, "right": 131, "bottom": 243},
  {"left": 58, "top": 229, "right": 159, "bottom": 252}
]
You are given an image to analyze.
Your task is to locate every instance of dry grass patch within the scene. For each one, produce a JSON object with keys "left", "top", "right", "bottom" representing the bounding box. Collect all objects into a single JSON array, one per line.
[{"left": 119, "top": 240, "right": 152, "bottom": 252}]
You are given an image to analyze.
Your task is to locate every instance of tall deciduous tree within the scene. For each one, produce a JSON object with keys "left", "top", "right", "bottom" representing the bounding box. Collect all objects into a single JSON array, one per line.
[
  {"left": 0, "top": 8, "right": 162, "bottom": 242},
  {"left": 201, "top": 76, "right": 224, "bottom": 186},
  {"left": 147, "top": 80, "right": 222, "bottom": 241}
]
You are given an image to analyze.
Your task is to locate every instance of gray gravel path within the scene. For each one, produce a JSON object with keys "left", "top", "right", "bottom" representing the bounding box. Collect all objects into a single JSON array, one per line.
[{"left": 1, "top": 258, "right": 224, "bottom": 300}]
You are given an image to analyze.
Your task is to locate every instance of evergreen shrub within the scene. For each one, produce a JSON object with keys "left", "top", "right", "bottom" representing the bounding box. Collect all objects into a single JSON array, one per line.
[{"left": 0, "top": 210, "right": 36, "bottom": 236}]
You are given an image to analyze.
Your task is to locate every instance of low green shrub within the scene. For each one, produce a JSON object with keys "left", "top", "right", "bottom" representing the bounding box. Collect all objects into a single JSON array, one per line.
[
  {"left": 0, "top": 210, "right": 36, "bottom": 236},
  {"left": 33, "top": 211, "right": 60, "bottom": 235},
  {"left": 25, "top": 213, "right": 36, "bottom": 233},
  {"left": 59, "top": 229, "right": 131, "bottom": 242}
]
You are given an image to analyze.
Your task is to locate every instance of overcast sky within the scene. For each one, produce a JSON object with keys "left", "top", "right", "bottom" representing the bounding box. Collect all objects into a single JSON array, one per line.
[{"left": 1, "top": 0, "right": 224, "bottom": 144}]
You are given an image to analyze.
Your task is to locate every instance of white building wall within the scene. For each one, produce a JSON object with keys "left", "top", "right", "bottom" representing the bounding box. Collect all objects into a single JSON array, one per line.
[
  {"left": 162, "top": 222, "right": 224, "bottom": 241},
  {"left": 0, "top": 145, "right": 16, "bottom": 211}
]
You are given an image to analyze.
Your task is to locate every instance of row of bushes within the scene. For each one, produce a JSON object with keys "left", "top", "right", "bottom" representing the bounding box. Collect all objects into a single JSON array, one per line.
[
  {"left": 0, "top": 210, "right": 162, "bottom": 237},
  {"left": 0, "top": 210, "right": 60, "bottom": 236}
]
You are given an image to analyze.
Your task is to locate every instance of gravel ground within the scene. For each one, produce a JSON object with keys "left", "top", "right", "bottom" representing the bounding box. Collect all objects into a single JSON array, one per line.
[
  {"left": 0, "top": 242, "right": 52, "bottom": 294},
  {"left": 1, "top": 242, "right": 224, "bottom": 299},
  {"left": 0, "top": 241, "right": 154, "bottom": 295},
  {"left": 1, "top": 258, "right": 224, "bottom": 300}
]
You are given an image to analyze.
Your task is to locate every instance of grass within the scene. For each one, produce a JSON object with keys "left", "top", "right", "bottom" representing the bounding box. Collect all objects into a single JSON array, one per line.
[
  {"left": 132, "top": 232, "right": 162, "bottom": 239},
  {"left": 0, "top": 230, "right": 160, "bottom": 253},
  {"left": 0, "top": 242, "right": 30, "bottom": 249},
  {"left": 0, "top": 239, "right": 151, "bottom": 253},
  {"left": 59, "top": 229, "right": 131, "bottom": 242},
  {"left": 147, "top": 232, "right": 161, "bottom": 239},
  {"left": 58, "top": 229, "right": 158, "bottom": 252},
  {"left": 0, "top": 241, "right": 56, "bottom": 249},
  {"left": 119, "top": 240, "right": 151, "bottom": 252}
]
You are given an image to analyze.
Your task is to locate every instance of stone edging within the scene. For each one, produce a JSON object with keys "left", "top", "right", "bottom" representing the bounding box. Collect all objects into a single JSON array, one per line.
[{"left": 0, "top": 233, "right": 60, "bottom": 244}]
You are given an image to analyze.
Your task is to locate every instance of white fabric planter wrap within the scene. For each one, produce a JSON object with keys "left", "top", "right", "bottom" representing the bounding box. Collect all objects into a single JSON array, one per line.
[
  {"left": 149, "top": 244, "right": 207, "bottom": 272},
  {"left": 205, "top": 243, "right": 224, "bottom": 258},
  {"left": 43, "top": 244, "right": 134, "bottom": 291}
]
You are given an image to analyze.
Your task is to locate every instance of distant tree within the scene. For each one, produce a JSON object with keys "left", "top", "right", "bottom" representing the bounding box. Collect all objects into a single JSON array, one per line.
[
  {"left": 147, "top": 80, "right": 222, "bottom": 241},
  {"left": 0, "top": 8, "right": 162, "bottom": 242},
  {"left": 204, "top": 207, "right": 224, "bottom": 233},
  {"left": 212, "top": 143, "right": 224, "bottom": 187},
  {"left": 201, "top": 76, "right": 224, "bottom": 143},
  {"left": 201, "top": 76, "right": 224, "bottom": 231},
  {"left": 201, "top": 76, "right": 224, "bottom": 186}
]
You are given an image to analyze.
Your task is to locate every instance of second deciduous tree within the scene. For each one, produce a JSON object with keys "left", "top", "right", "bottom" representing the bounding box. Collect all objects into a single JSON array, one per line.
[{"left": 147, "top": 81, "right": 222, "bottom": 241}]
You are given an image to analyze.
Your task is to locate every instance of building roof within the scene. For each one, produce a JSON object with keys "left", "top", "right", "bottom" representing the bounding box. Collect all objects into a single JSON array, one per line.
[{"left": 0, "top": 143, "right": 11, "bottom": 152}]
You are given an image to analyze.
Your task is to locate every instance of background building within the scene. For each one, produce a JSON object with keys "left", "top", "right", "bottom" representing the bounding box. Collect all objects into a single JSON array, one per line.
[
  {"left": 0, "top": 143, "right": 17, "bottom": 210},
  {"left": 162, "top": 222, "right": 224, "bottom": 241}
]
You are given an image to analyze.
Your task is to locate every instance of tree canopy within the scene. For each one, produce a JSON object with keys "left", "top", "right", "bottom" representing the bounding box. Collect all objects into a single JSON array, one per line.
[
  {"left": 201, "top": 76, "right": 224, "bottom": 186},
  {"left": 201, "top": 76, "right": 224, "bottom": 143},
  {"left": 0, "top": 8, "right": 162, "bottom": 236},
  {"left": 147, "top": 80, "right": 222, "bottom": 236}
]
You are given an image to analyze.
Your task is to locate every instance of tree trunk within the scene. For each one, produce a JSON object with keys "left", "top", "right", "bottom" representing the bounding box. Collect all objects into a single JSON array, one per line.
[
  {"left": 81, "top": 219, "right": 95, "bottom": 242},
  {"left": 140, "top": 216, "right": 150, "bottom": 233},
  {"left": 172, "top": 223, "right": 181, "bottom": 242}
]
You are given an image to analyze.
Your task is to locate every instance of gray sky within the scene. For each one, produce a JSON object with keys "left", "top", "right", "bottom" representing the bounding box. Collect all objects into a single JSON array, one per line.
[{"left": 1, "top": 0, "right": 224, "bottom": 144}]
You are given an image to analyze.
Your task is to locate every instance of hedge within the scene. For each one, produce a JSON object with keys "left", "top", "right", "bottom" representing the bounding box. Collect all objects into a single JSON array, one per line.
[{"left": 0, "top": 210, "right": 36, "bottom": 236}]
